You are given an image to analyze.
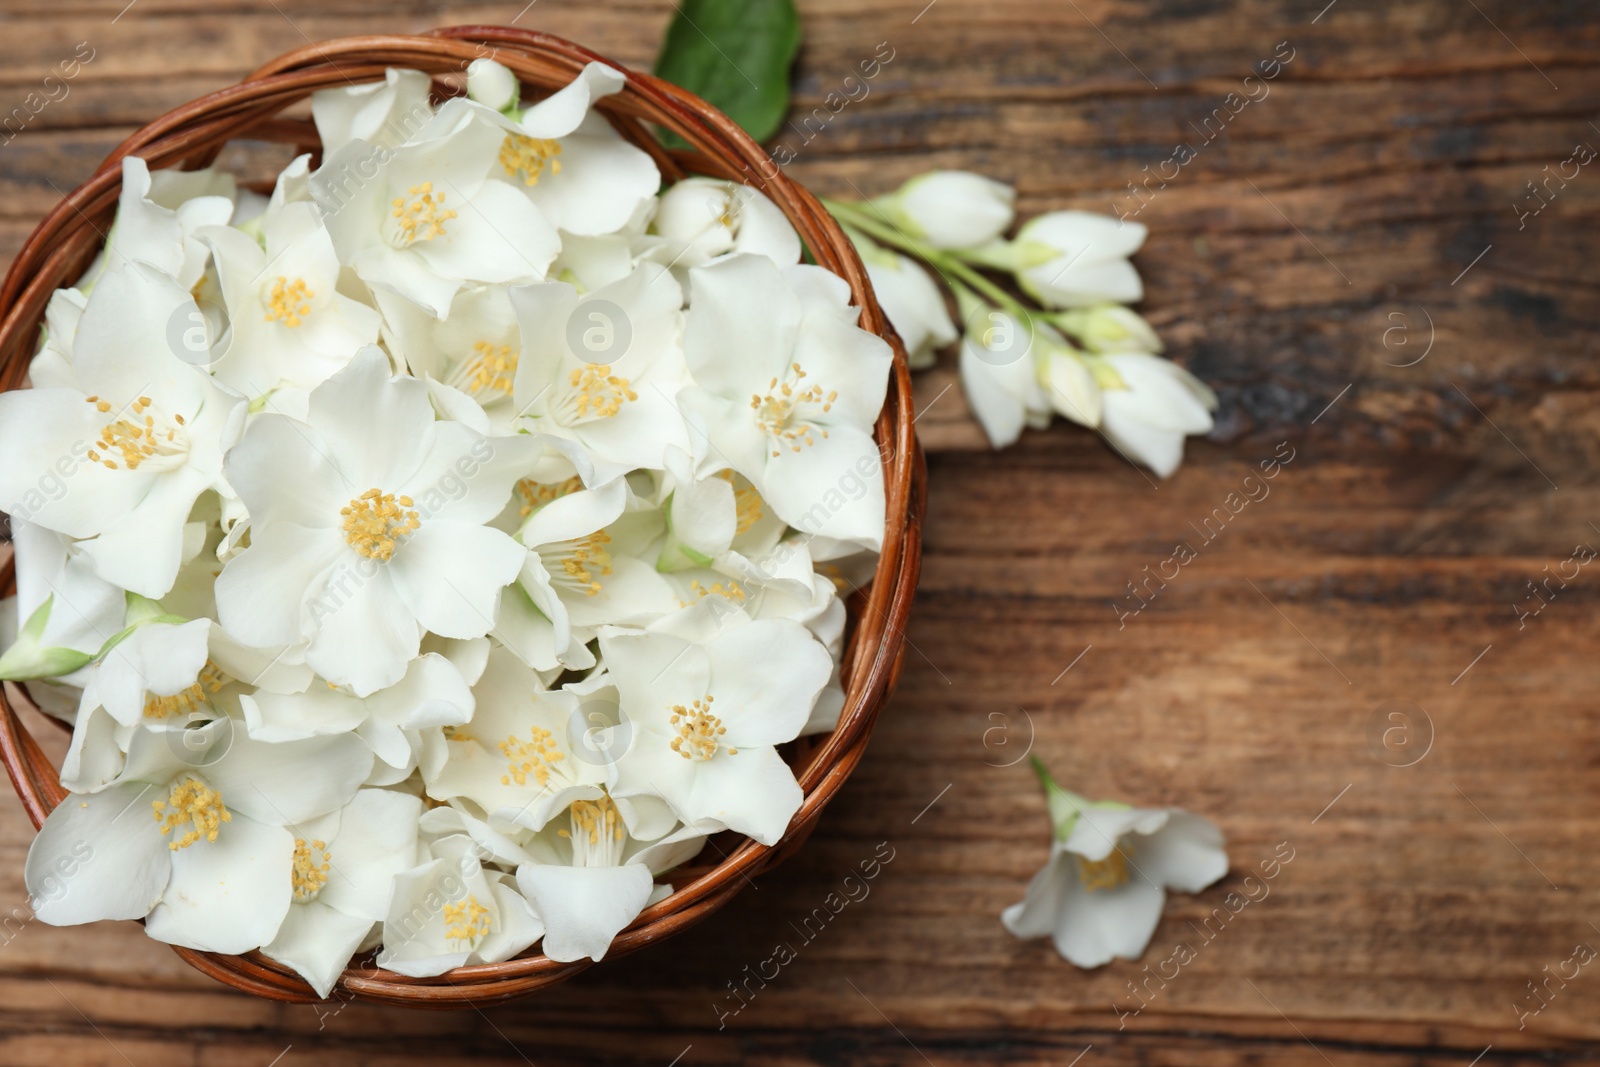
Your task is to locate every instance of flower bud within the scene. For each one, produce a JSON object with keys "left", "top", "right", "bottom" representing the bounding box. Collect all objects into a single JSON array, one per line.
[
  {"left": 466, "top": 58, "right": 520, "bottom": 114},
  {"left": 1052, "top": 304, "right": 1162, "bottom": 354},
  {"left": 1015, "top": 211, "right": 1146, "bottom": 309},
  {"left": 1097, "top": 353, "right": 1217, "bottom": 478},
  {"left": 855, "top": 237, "right": 957, "bottom": 370},
  {"left": 876, "top": 171, "right": 1015, "bottom": 250},
  {"left": 0, "top": 596, "right": 93, "bottom": 681}
]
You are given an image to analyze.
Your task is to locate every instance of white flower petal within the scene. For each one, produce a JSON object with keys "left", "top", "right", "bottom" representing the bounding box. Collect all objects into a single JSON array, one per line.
[
  {"left": 262, "top": 900, "right": 374, "bottom": 999},
  {"left": 387, "top": 522, "right": 524, "bottom": 639},
  {"left": 515, "top": 862, "right": 653, "bottom": 962},
  {"left": 144, "top": 814, "right": 295, "bottom": 954},
  {"left": 26, "top": 783, "right": 170, "bottom": 924}
]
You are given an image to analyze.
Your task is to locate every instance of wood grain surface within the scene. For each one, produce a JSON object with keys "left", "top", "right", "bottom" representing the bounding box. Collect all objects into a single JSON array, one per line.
[{"left": 1, "top": 0, "right": 1598, "bottom": 1063}]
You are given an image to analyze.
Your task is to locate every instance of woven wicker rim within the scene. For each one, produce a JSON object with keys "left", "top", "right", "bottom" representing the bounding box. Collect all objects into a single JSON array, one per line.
[{"left": 0, "top": 26, "right": 924, "bottom": 1007}]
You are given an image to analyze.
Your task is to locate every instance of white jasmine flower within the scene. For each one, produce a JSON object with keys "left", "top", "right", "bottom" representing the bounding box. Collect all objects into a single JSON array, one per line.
[
  {"left": 853, "top": 235, "right": 956, "bottom": 370},
  {"left": 0, "top": 264, "right": 246, "bottom": 598},
  {"left": 652, "top": 451, "right": 785, "bottom": 572},
  {"left": 1037, "top": 331, "right": 1102, "bottom": 430},
  {"left": 242, "top": 652, "right": 473, "bottom": 775},
  {"left": 78, "top": 617, "right": 212, "bottom": 731},
  {"left": 311, "top": 68, "right": 435, "bottom": 155},
  {"left": 872, "top": 171, "right": 1015, "bottom": 250},
  {"left": 678, "top": 256, "right": 893, "bottom": 551},
  {"left": 61, "top": 610, "right": 314, "bottom": 794},
  {"left": 647, "top": 177, "right": 801, "bottom": 273},
  {"left": 375, "top": 283, "right": 522, "bottom": 428},
  {"left": 516, "top": 792, "right": 706, "bottom": 962},
  {"left": 1002, "top": 759, "right": 1229, "bottom": 969},
  {"left": 214, "top": 348, "right": 539, "bottom": 696},
  {"left": 509, "top": 477, "right": 677, "bottom": 670},
  {"left": 5, "top": 521, "right": 123, "bottom": 667},
  {"left": 262, "top": 788, "right": 423, "bottom": 997},
  {"left": 1014, "top": 211, "right": 1146, "bottom": 309},
  {"left": 480, "top": 62, "right": 661, "bottom": 237},
  {"left": 377, "top": 833, "right": 543, "bottom": 977},
  {"left": 90, "top": 157, "right": 235, "bottom": 291},
  {"left": 508, "top": 262, "right": 690, "bottom": 481},
  {"left": 311, "top": 103, "right": 559, "bottom": 317},
  {"left": 1097, "top": 353, "right": 1216, "bottom": 478},
  {"left": 25, "top": 719, "right": 371, "bottom": 954},
  {"left": 599, "top": 604, "right": 832, "bottom": 845},
  {"left": 200, "top": 196, "right": 381, "bottom": 404},
  {"left": 421, "top": 645, "right": 607, "bottom": 833},
  {"left": 957, "top": 306, "right": 1051, "bottom": 449}
]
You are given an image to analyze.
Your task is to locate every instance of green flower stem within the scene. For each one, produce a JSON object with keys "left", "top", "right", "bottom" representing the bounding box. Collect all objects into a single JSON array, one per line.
[{"left": 824, "top": 199, "right": 1033, "bottom": 318}]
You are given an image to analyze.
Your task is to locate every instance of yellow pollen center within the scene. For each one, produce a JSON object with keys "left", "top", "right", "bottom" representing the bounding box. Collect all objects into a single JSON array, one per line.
[
  {"left": 560, "top": 530, "right": 613, "bottom": 596},
  {"left": 443, "top": 894, "right": 492, "bottom": 945},
  {"left": 749, "top": 363, "right": 836, "bottom": 457},
  {"left": 292, "top": 838, "right": 332, "bottom": 902},
  {"left": 516, "top": 475, "right": 584, "bottom": 517},
  {"left": 390, "top": 182, "right": 455, "bottom": 245},
  {"left": 340, "top": 488, "right": 420, "bottom": 561},
  {"left": 498, "top": 725, "right": 565, "bottom": 788},
  {"left": 265, "top": 276, "right": 314, "bottom": 327},
  {"left": 143, "top": 661, "right": 228, "bottom": 719},
  {"left": 682, "top": 579, "right": 746, "bottom": 608},
  {"left": 499, "top": 134, "right": 564, "bottom": 186},
  {"left": 1076, "top": 849, "right": 1131, "bottom": 892},
  {"left": 86, "top": 395, "right": 183, "bottom": 471},
  {"left": 668, "top": 696, "right": 732, "bottom": 761},
  {"left": 567, "top": 363, "right": 637, "bottom": 420},
  {"left": 152, "top": 777, "right": 231, "bottom": 850},
  {"left": 715, "top": 470, "right": 764, "bottom": 535},
  {"left": 558, "top": 795, "right": 626, "bottom": 846},
  {"left": 461, "top": 340, "right": 518, "bottom": 398}
]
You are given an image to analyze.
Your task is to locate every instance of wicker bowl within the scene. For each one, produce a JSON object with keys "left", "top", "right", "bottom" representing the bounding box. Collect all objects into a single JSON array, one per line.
[{"left": 0, "top": 26, "right": 923, "bottom": 1006}]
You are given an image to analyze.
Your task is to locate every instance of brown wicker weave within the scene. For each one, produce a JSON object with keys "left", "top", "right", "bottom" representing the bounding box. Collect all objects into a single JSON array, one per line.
[{"left": 0, "top": 27, "right": 922, "bottom": 1006}]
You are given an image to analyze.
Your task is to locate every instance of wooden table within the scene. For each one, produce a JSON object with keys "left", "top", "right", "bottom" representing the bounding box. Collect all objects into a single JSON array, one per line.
[{"left": 2, "top": 0, "right": 1597, "bottom": 1063}]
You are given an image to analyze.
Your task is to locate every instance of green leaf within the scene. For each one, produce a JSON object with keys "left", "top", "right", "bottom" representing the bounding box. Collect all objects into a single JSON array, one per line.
[{"left": 653, "top": 0, "right": 801, "bottom": 146}]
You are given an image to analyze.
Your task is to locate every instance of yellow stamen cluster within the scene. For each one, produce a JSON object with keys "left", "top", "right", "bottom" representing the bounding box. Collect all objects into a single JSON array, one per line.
[
  {"left": 558, "top": 795, "right": 625, "bottom": 846},
  {"left": 143, "top": 661, "right": 228, "bottom": 720},
  {"left": 340, "top": 488, "right": 420, "bottom": 561},
  {"left": 716, "top": 470, "right": 764, "bottom": 535},
  {"left": 516, "top": 475, "right": 584, "bottom": 517},
  {"left": 669, "top": 695, "right": 732, "bottom": 761},
  {"left": 463, "top": 340, "right": 517, "bottom": 397},
  {"left": 1076, "top": 849, "right": 1130, "bottom": 892},
  {"left": 390, "top": 182, "right": 455, "bottom": 245},
  {"left": 568, "top": 363, "right": 637, "bottom": 419},
  {"left": 86, "top": 395, "right": 178, "bottom": 471},
  {"left": 750, "top": 364, "right": 835, "bottom": 456},
  {"left": 443, "top": 894, "right": 491, "bottom": 944},
  {"left": 686, "top": 578, "right": 745, "bottom": 605},
  {"left": 265, "top": 276, "right": 314, "bottom": 327},
  {"left": 292, "top": 838, "right": 332, "bottom": 902},
  {"left": 498, "top": 725, "right": 565, "bottom": 787},
  {"left": 562, "top": 530, "right": 613, "bottom": 596},
  {"left": 499, "top": 134, "right": 564, "bottom": 186},
  {"left": 152, "top": 777, "right": 231, "bottom": 851}
]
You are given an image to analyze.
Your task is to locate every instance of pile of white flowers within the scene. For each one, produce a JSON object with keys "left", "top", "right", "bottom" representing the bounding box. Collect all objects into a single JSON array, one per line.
[
  {"left": 0, "top": 60, "right": 894, "bottom": 995},
  {"left": 827, "top": 173, "right": 1217, "bottom": 477}
]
